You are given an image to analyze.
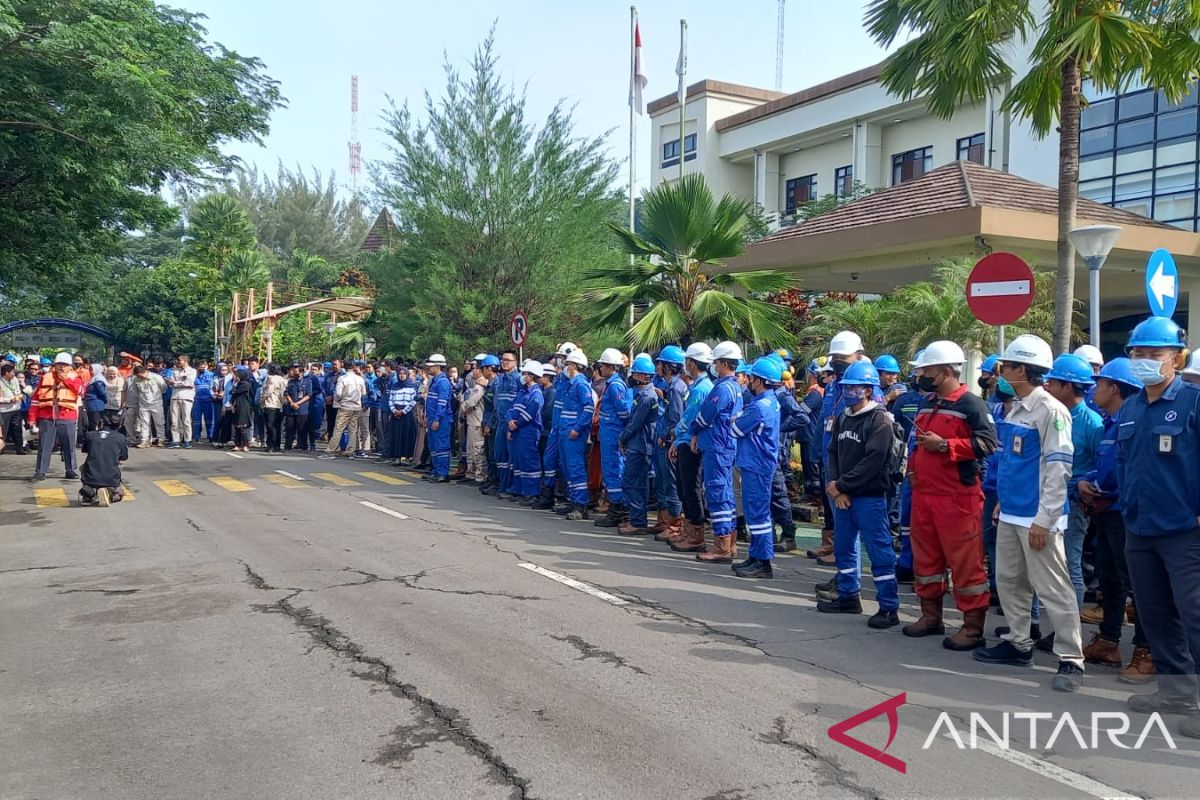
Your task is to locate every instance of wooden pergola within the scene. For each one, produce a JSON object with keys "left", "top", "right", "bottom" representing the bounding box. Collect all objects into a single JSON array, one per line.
[{"left": 221, "top": 282, "right": 374, "bottom": 362}]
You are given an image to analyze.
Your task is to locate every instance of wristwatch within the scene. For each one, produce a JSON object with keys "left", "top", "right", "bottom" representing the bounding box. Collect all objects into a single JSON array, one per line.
[{"left": 938, "top": 440, "right": 949, "bottom": 453}]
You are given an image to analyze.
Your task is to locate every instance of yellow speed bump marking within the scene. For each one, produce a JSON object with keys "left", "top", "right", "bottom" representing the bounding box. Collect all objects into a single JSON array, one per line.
[
  {"left": 356, "top": 471, "right": 411, "bottom": 486},
  {"left": 122, "top": 486, "right": 135, "bottom": 501},
  {"left": 34, "top": 488, "right": 69, "bottom": 508},
  {"left": 311, "top": 472, "right": 361, "bottom": 487},
  {"left": 208, "top": 476, "right": 255, "bottom": 493},
  {"left": 262, "top": 473, "right": 304, "bottom": 489},
  {"left": 153, "top": 479, "right": 196, "bottom": 497}
]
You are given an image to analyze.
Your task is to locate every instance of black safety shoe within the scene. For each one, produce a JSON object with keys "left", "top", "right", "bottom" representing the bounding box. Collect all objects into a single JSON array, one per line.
[
  {"left": 733, "top": 558, "right": 773, "bottom": 579},
  {"left": 1127, "top": 693, "right": 1200, "bottom": 716},
  {"left": 994, "top": 624, "right": 1041, "bottom": 640},
  {"left": 973, "top": 640, "right": 1034, "bottom": 667},
  {"left": 868, "top": 609, "right": 900, "bottom": 629},
  {"left": 1052, "top": 661, "right": 1084, "bottom": 692},
  {"left": 816, "top": 595, "right": 863, "bottom": 614},
  {"left": 774, "top": 537, "right": 797, "bottom": 554},
  {"left": 65, "top": 471, "right": 79, "bottom": 479}
]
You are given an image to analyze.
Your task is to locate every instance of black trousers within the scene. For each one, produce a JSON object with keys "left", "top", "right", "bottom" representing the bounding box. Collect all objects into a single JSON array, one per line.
[
  {"left": 1094, "top": 510, "right": 1147, "bottom": 647},
  {"left": 2, "top": 410, "right": 24, "bottom": 453},
  {"left": 263, "top": 408, "right": 282, "bottom": 450},
  {"left": 1126, "top": 527, "right": 1200, "bottom": 703},
  {"left": 283, "top": 413, "right": 307, "bottom": 450},
  {"left": 676, "top": 443, "right": 704, "bottom": 524},
  {"left": 216, "top": 408, "right": 234, "bottom": 444},
  {"left": 770, "top": 462, "right": 794, "bottom": 533}
]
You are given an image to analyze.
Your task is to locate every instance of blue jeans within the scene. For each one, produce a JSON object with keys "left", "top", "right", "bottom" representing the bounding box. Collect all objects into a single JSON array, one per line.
[
  {"left": 655, "top": 445, "right": 681, "bottom": 516},
  {"left": 833, "top": 495, "right": 898, "bottom": 611},
  {"left": 191, "top": 396, "right": 216, "bottom": 441},
  {"left": 1064, "top": 500, "right": 1088, "bottom": 611}
]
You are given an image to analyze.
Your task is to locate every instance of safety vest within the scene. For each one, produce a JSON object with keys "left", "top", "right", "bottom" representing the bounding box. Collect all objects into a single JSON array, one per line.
[{"left": 32, "top": 371, "right": 82, "bottom": 420}]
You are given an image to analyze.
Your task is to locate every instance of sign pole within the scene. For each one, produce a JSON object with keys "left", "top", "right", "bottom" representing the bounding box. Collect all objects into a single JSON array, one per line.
[
  {"left": 997, "top": 324, "right": 1006, "bottom": 355},
  {"left": 1087, "top": 265, "right": 1102, "bottom": 347}
]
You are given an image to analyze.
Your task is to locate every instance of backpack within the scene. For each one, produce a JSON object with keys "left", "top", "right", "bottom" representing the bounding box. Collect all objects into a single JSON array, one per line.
[{"left": 874, "top": 406, "right": 907, "bottom": 485}]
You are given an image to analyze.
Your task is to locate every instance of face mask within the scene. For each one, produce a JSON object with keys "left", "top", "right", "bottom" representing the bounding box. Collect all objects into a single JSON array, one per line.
[
  {"left": 831, "top": 360, "right": 850, "bottom": 377},
  {"left": 977, "top": 376, "right": 990, "bottom": 392},
  {"left": 844, "top": 387, "right": 869, "bottom": 402},
  {"left": 994, "top": 377, "right": 1016, "bottom": 398},
  {"left": 1130, "top": 358, "right": 1167, "bottom": 386},
  {"left": 915, "top": 375, "right": 938, "bottom": 393}
]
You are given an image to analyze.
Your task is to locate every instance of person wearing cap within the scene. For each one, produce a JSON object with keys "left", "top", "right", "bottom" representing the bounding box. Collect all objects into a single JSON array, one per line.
[
  {"left": 729, "top": 357, "right": 783, "bottom": 578},
  {"left": 591, "top": 348, "right": 631, "bottom": 527},
  {"left": 615, "top": 355, "right": 661, "bottom": 535},
  {"left": 688, "top": 341, "right": 745, "bottom": 563},
  {"left": 1045, "top": 353, "right": 1104, "bottom": 612},
  {"left": 1073, "top": 344, "right": 1105, "bottom": 414},
  {"left": 903, "top": 341, "right": 999, "bottom": 651},
  {"left": 304, "top": 362, "right": 326, "bottom": 451},
  {"left": 1115, "top": 317, "right": 1200, "bottom": 735},
  {"left": 557, "top": 348, "right": 595, "bottom": 520},
  {"left": 421, "top": 355, "right": 454, "bottom": 482},
  {"left": 975, "top": 334, "right": 1085, "bottom": 693},
  {"left": 1075, "top": 357, "right": 1153, "bottom": 682},
  {"left": 1182, "top": 350, "right": 1200, "bottom": 386},
  {"left": 319, "top": 360, "right": 366, "bottom": 459},
  {"left": 504, "top": 360, "right": 543, "bottom": 498},
  {"left": 666, "top": 343, "right": 713, "bottom": 552},
  {"left": 650, "top": 346, "right": 688, "bottom": 540},
  {"left": 534, "top": 344, "right": 575, "bottom": 510}
]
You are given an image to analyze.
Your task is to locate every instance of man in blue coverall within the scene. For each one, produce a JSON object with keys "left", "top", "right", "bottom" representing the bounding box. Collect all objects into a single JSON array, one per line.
[
  {"left": 594, "top": 348, "right": 631, "bottom": 528},
  {"left": 422, "top": 354, "right": 453, "bottom": 482},
  {"left": 507, "top": 360, "right": 545, "bottom": 502},
  {"left": 491, "top": 351, "right": 521, "bottom": 499},
  {"left": 651, "top": 346, "right": 688, "bottom": 540},
  {"left": 691, "top": 341, "right": 745, "bottom": 564},
  {"left": 557, "top": 349, "right": 595, "bottom": 521},
  {"left": 769, "top": 353, "right": 809, "bottom": 553},
  {"left": 731, "top": 357, "right": 782, "bottom": 579},
  {"left": 616, "top": 355, "right": 660, "bottom": 535},
  {"left": 535, "top": 343, "right": 576, "bottom": 511}
]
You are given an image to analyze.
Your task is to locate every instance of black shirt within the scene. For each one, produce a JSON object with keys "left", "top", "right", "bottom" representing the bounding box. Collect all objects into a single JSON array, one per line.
[{"left": 81, "top": 429, "right": 128, "bottom": 488}]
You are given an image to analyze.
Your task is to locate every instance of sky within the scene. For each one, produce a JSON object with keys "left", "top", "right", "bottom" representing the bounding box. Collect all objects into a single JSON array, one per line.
[{"left": 185, "top": 0, "right": 898, "bottom": 195}]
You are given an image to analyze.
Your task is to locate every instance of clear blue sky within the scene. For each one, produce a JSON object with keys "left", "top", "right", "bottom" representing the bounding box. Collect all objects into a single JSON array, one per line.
[{"left": 185, "top": 0, "right": 897, "bottom": 195}]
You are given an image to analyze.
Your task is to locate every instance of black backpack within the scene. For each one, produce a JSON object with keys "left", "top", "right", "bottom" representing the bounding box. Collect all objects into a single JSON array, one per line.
[{"left": 875, "top": 406, "right": 907, "bottom": 485}]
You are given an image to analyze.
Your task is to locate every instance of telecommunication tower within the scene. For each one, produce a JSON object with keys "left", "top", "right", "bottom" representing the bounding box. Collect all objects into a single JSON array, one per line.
[
  {"left": 775, "top": 0, "right": 785, "bottom": 91},
  {"left": 349, "top": 75, "right": 362, "bottom": 195}
]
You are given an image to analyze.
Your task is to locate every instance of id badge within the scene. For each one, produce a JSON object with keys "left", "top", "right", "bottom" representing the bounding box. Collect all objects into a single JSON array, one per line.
[
  {"left": 1012, "top": 435, "right": 1023, "bottom": 455},
  {"left": 825, "top": 418, "right": 834, "bottom": 433},
  {"left": 1159, "top": 435, "right": 1174, "bottom": 454}
]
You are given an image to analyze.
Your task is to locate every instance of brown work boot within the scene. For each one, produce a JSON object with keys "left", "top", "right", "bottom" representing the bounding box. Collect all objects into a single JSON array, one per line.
[
  {"left": 1083, "top": 632, "right": 1123, "bottom": 667},
  {"left": 1118, "top": 647, "right": 1156, "bottom": 684},
  {"left": 697, "top": 534, "right": 735, "bottom": 564},
  {"left": 902, "top": 597, "right": 946, "bottom": 638},
  {"left": 806, "top": 528, "right": 833, "bottom": 559},
  {"left": 669, "top": 520, "right": 706, "bottom": 553},
  {"left": 1079, "top": 605, "right": 1104, "bottom": 626},
  {"left": 943, "top": 608, "right": 986, "bottom": 651},
  {"left": 647, "top": 509, "right": 668, "bottom": 535},
  {"left": 618, "top": 522, "right": 652, "bottom": 536},
  {"left": 653, "top": 512, "right": 680, "bottom": 541}
]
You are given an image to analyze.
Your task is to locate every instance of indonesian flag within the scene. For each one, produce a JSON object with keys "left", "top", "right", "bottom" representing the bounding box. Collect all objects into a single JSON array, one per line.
[{"left": 631, "top": 21, "right": 647, "bottom": 115}]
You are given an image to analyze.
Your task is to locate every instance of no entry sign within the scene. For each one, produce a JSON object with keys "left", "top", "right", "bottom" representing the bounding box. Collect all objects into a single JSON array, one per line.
[
  {"left": 509, "top": 310, "right": 528, "bottom": 347},
  {"left": 966, "top": 253, "right": 1035, "bottom": 326}
]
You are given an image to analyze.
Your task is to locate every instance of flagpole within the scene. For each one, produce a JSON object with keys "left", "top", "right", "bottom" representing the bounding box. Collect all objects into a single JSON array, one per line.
[
  {"left": 628, "top": 6, "right": 637, "bottom": 328},
  {"left": 677, "top": 19, "right": 687, "bottom": 180}
]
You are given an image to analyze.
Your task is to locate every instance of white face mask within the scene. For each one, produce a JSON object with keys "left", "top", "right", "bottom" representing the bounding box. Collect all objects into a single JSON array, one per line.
[{"left": 1130, "top": 358, "right": 1168, "bottom": 386}]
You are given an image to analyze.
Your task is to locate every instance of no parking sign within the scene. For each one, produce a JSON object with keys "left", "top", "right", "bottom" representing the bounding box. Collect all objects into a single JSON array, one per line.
[{"left": 509, "top": 310, "right": 528, "bottom": 347}]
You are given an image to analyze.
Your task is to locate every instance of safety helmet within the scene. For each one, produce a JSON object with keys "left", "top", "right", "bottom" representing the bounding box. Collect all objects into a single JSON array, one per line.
[
  {"left": 630, "top": 355, "right": 655, "bottom": 375},
  {"left": 1184, "top": 351, "right": 1200, "bottom": 378},
  {"left": 426, "top": 353, "right": 447, "bottom": 366},
  {"left": 598, "top": 347, "right": 625, "bottom": 366},
  {"left": 1097, "top": 357, "right": 1144, "bottom": 390},
  {"left": 829, "top": 330, "right": 864, "bottom": 356},
  {"left": 322, "top": 361, "right": 332, "bottom": 368},
  {"left": 908, "top": 349, "right": 926, "bottom": 367},
  {"left": 655, "top": 345, "right": 686, "bottom": 366},
  {"left": 39, "top": 357, "right": 51, "bottom": 366},
  {"left": 2, "top": 353, "right": 15, "bottom": 364},
  {"left": 712, "top": 341, "right": 743, "bottom": 362},
  {"left": 684, "top": 342, "right": 713, "bottom": 364},
  {"left": 520, "top": 359, "right": 542, "bottom": 376},
  {"left": 840, "top": 361, "right": 881, "bottom": 387},
  {"left": 774, "top": 348, "right": 793, "bottom": 363},
  {"left": 765, "top": 352, "right": 786, "bottom": 370},
  {"left": 54, "top": 352, "right": 72, "bottom": 365},
  {"left": 750, "top": 356, "right": 783, "bottom": 385},
  {"left": 1001, "top": 334, "right": 1054, "bottom": 370},
  {"left": 735, "top": 362, "right": 751, "bottom": 375},
  {"left": 473, "top": 353, "right": 488, "bottom": 363},
  {"left": 781, "top": 370, "right": 793, "bottom": 382},
  {"left": 1072, "top": 344, "right": 1104, "bottom": 367},
  {"left": 1045, "top": 354, "right": 1096, "bottom": 386},
  {"left": 565, "top": 349, "right": 588, "bottom": 368},
  {"left": 556, "top": 341, "right": 577, "bottom": 357},
  {"left": 541, "top": 363, "right": 558, "bottom": 377},
  {"left": 980, "top": 354, "right": 1000, "bottom": 374},
  {"left": 481, "top": 355, "right": 500, "bottom": 368},
  {"left": 1126, "top": 316, "right": 1186, "bottom": 350},
  {"left": 918, "top": 341, "right": 966, "bottom": 368},
  {"left": 873, "top": 354, "right": 901, "bottom": 374}
]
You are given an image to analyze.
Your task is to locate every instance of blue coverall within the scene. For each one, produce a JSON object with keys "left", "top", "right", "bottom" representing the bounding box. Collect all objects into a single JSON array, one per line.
[
  {"left": 656, "top": 373, "right": 687, "bottom": 517},
  {"left": 772, "top": 385, "right": 810, "bottom": 531},
  {"left": 542, "top": 370, "right": 570, "bottom": 492},
  {"left": 425, "top": 372, "right": 453, "bottom": 478},
  {"left": 691, "top": 374, "right": 743, "bottom": 536},
  {"left": 620, "top": 382, "right": 660, "bottom": 527},
  {"left": 734, "top": 389, "right": 780, "bottom": 560},
  {"left": 192, "top": 369, "right": 216, "bottom": 441},
  {"left": 508, "top": 381, "right": 544, "bottom": 496},
  {"left": 558, "top": 373, "right": 595, "bottom": 507},
  {"left": 598, "top": 372, "right": 631, "bottom": 505},
  {"left": 492, "top": 369, "right": 521, "bottom": 493}
]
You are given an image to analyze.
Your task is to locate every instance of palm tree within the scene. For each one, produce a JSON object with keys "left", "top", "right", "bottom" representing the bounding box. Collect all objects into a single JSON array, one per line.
[
  {"left": 186, "top": 194, "right": 256, "bottom": 274},
  {"left": 579, "top": 173, "right": 798, "bottom": 351},
  {"left": 221, "top": 249, "right": 269, "bottom": 294},
  {"left": 865, "top": 0, "right": 1200, "bottom": 353}
]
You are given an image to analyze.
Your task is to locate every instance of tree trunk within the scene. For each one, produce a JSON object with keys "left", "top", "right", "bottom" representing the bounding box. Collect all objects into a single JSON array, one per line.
[{"left": 1054, "top": 57, "right": 1081, "bottom": 355}]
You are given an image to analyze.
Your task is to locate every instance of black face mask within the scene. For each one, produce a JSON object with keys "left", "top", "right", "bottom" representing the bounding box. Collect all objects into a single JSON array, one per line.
[
  {"left": 916, "top": 375, "right": 938, "bottom": 393},
  {"left": 977, "top": 376, "right": 991, "bottom": 392},
  {"left": 831, "top": 360, "right": 850, "bottom": 377}
]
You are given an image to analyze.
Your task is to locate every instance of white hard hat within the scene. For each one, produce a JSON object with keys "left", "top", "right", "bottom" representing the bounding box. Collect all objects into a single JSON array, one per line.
[
  {"left": 1002, "top": 334, "right": 1054, "bottom": 370},
  {"left": 712, "top": 341, "right": 743, "bottom": 362},
  {"left": 1183, "top": 351, "right": 1200, "bottom": 377},
  {"left": 566, "top": 349, "right": 588, "bottom": 367},
  {"left": 829, "top": 330, "right": 864, "bottom": 356},
  {"left": 685, "top": 342, "right": 713, "bottom": 364},
  {"left": 473, "top": 353, "right": 488, "bottom": 363},
  {"left": 918, "top": 340, "right": 966, "bottom": 368},
  {"left": 521, "top": 359, "right": 542, "bottom": 376},
  {"left": 542, "top": 363, "right": 558, "bottom": 377},
  {"left": 1072, "top": 344, "right": 1104, "bottom": 367},
  {"left": 556, "top": 341, "right": 577, "bottom": 357},
  {"left": 598, "top": 347, "right": 625, "bottom": 366},
  {"left": 54, "top": 351, "right": 72, "bottom": 365},
  {"left": 426, "top": 353, "right": 447, "bottom": 366}
]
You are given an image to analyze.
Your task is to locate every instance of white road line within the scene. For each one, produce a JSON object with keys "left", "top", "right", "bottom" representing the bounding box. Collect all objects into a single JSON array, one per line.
[
  {"left": 226, "top": 452, "right": 244, "bottom": 459},
  {"left": 274, "top": 470, "right": 305, "bottom": 481},
  {"left": 359, "top": 500, "right": 409, "bottom": 520},
  {"left": 517, "top": 562, "right": 629, "bottom": 606},
  {"left": 946, "top": 734, "right": 1143, "bottom": 800}
]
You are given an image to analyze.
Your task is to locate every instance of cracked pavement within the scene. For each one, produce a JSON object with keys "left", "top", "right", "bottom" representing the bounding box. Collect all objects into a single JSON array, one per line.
[{"left": 1, "top": 447, "right": 1196, "bottom": 799}]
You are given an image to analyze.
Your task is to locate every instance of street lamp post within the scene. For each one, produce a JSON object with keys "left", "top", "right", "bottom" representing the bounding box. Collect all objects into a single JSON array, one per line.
[
  {"left": 323, "top": 320, "right": 337, "bottom": 353},
  {"left": 262, "top": 326, "right": 274, "bottom": 364},
  {"left": 1068, "top": 224, "right": 1123, "bottom": 347}
]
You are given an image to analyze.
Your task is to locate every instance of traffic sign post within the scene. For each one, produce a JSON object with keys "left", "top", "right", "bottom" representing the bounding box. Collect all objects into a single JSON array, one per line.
[
  {"left": 510, "top": 310, "right": 528, "bottom": 363},
  {"left": 1145, "top": 248, "right": 1178, "bottom": 319},
  {"left": 966, "top": 253, "right": 1036, "bottom": 354}
]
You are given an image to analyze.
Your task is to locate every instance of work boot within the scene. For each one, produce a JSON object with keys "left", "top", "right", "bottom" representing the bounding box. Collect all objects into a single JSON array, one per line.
[
  {"left": 1052, "top": 662, "right": 1084, "bottom": 693},
  {"left": 518, "top": 495, "right": 537, "bottom": 506},
  {"left": 733, "top": 554, "right": 755, "bottom": 570},
  {"left": 774, "top": 534, "right": 797, "bottom": 554},
  {"left": 654, "top": 512, "right": 680, "bottom": 542},
  {"left": 618, "top": 521, "right": 652, "bottom": 536},
  {"left": 943, "top": 608, "right": 987, "bottom": 651},
  {"left": 595, "top": 494, "right": 610, "bottom": 515},
  {"left": 696, "top": 534, "right": 735, "bottom": 564},
  {"left": 806, "top": 528, "right": 833, "bottom": 559},
  {"left": 902, "top": 597, "right": 946, "bottom": 638},
  {"left": 1083, "top": 633, "right": 1123, "bottom": 667},
  {"left": 532, "top": 489, "right": 556, "bottom": 510},
  {"left": 973, "top": 640, "right": 1034, "bottom": 667},
  {"left": 1118, "top": 647, "right": 1157, "bottom": 685},
  {"left": 647, "top": 509, "right": 668, "bottom": 535},
  {"left": 815, "top": 576, "right": 836, "bottom": 594},
  {"left": 1079, "top": 605, "right": 1105, "bottom": 626},
  {"left": 869, "top": 609, "right": 900, "bottom": 629},
  {"left": 1127, "top": 692, "right": 1200, "bottom": 716},
  {"left": 733, "top": 558, "right": 773, "bottom": 579},
  {"left": 565, "top": 504, "right": 590, "bottom": 521},
  {"left": 594, "top": 502, "right": 624, "bottom": 528},
  {"left": 815, "top": 546, "right": 838, "bottom": 567},
  {"left": 553, "top": 502, "right": 573, "bottom": 515},
  {"left": 669, "top": 520, "right": 706, "bottom": 553},
  {"left": 817, "top": 594, "right": 863, "bottom": 614}
]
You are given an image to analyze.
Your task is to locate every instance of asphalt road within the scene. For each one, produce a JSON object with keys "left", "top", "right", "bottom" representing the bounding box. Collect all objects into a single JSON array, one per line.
[{"left": 1, "top": 445, "right": 1197, "bottom": 799}]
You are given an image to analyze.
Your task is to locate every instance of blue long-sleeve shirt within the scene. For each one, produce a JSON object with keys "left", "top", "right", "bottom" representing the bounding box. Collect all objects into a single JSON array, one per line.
[
  {"left": 690, "top": 374, "right": 743, "bottom": 455},
  {"left": 508, "top": 382, "right": 544, "bottom": 433},
  {"left": 620, "top": 383, "right": 660, "bottom": 454},
  {"left": 1067, "top": 399, "right": 1104, "bottom": 501},
  {"left": 425, "top": 373, "right": 452, "bottom": 424},
  {"left": 658, "top": 374, "right": 687, "bottom": 442},
  {"left": 1084, "top": 409, "right": 1123, "bottom": 510},
  {"left": 491, "top": 370, "right": 520, "bottom": 429},
  {"left": 558, "top": 373, "right": 595, "bottom": 437},
  {"left": 675, "top": 374, "right": 713, "bottom": 447},
  {"left": 194, "top": 370, "right": 214, "bottom": 400},
  {"left": 734, "top": 390, "right": 780, "bottom": 475},
  {"left": 598, "top": 373, "right": 631, "bottom": 437}
]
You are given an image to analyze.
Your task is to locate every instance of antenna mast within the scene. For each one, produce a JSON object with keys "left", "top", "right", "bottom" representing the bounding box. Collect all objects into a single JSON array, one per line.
[
  {"left": 775, "top": 0, "right": 785, "bottom": 91},
  {"left": 349, "top": 75, "right": 362, "bottom": 196}
]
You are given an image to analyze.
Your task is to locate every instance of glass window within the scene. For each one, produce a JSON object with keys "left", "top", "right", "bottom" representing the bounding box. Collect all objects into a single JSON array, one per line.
[
  {"left": 1115, "top": 197, "right": 1153, "bottom": 219},
  {"left": 1115, "top": 144, "right": 1154, "bottom": 174},
  {"left": 684, "top": 133, "right": 697, "bottom": 153},
  {"left": 1079, "top": 178, "right": 1114, "bottom": 205},
  {"left": 1156, "top": 163, "right": 1198, "bottom": 194},
  {"left": 1114, "top": 170, "right": 1153, "bottom": 203},
  {"left": 1079, "top": 154, "right": 1113, "bottom": 181},
  {"left": 1116, "top": 117, "right": 1155, "bottom": 149},
  {"left": 1118, "top": 90, "right": 1155, "bottom": 120},
  {"left": 1157, "top": 137, "right": 1197, "bottom": 167},
  {"left": 785, "top": 175, "right": 818, "bottom": 212},
  {"left": 957, "top": 132, "right": 985, "bottom": 164},
  {"left": 891, "top": 146, "right": 933, "bottom": 185},
  {"left": 1081, "top": 126, "right": 1114, "bottom": 156},
  {"left": 1158, "top": 108, "right": 1199, "bottom": 141},
  {"left": 834, "top": 165, "right": 853, "bottom": 198},
  {"left": 1082, "top": 99, "right": 1115, "bottom": 129},
  {"left": 663, "top": 139, "right": 680, "bottom": 160},
  {"left": 1154, "top": 192, "right": 1196, "bottom": 223},
  {"left": 1158, "top": 82, "right": 1198, "bottom": 112}
]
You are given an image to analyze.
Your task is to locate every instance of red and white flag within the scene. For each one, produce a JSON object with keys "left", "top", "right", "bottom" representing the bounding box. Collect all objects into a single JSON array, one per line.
[{"left": 630, "top": 19, "right": 648, "bottom": 115}]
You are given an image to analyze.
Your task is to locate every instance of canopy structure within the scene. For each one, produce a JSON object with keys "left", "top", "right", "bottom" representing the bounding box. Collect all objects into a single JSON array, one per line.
[{"left": 223, "top": 283, "right": 373, "bottom": 362}]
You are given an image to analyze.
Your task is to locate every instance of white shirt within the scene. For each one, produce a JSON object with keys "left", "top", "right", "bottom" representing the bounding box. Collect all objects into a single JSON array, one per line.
[
  {"left": 171, "top": 366, "right": 197, "bottom": 401},
  {"left": 334, "top": 372, "right": 366, "bottom": 411}
]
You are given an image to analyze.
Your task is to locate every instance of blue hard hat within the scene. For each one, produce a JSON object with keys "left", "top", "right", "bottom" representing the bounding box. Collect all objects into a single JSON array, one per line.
[
  {"left": 766, "top": 352, "right": 786, "bottom": 370},
  {"left": 840, "top": 361, "right": 881, "bottom": 387},
  {"left": 39, "top": 357, "right": 51, "bottom": 366},
  {"left": 735, "top": 361, "right": 751, "bottom": 374},
  {"left": 750, "top": 356, "right": 783, "bottom": 384},
  {"left": 873, "top": 354, "right": 901, "bottom": 374},
  {"left": 2, "top": 353, "right": 16, "bottom": 364},
  {"left": 481, "top": 355, "right": 500, "bottom": 368},
  {"left": 655, "top": 345, "right": 686, "bottom": 366},
  {"left": 630, "top": 355, "right": 655, "bottom": 375},
  {"left": 322, "top": 361, "right": 332, "bottom": 368},
  {"left": 1097, "top": 357, "right": 1144, "bottom": 390},
  {"left": 980, "top": 354, "right": 1000, "bottom": 374},
  {"left": 774, "top": 348, "right": 793, "bottom": 363},
  {"left": 1045, "top": 354, "right": 1095, "bottom": 386},
  {"left": 1126, "top": 316, "right": 1186, "bottom": 350}
]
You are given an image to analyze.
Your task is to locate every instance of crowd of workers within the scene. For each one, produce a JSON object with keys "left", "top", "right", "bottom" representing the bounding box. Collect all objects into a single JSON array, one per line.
[{"left": 5, "top": 316, "right": 1200, "bottom": 735}]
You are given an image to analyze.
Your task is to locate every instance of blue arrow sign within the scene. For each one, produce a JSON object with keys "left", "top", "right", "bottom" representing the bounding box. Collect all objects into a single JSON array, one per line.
[{"left": 1145, "top": 248, "right": 1179, "bottom": 318}]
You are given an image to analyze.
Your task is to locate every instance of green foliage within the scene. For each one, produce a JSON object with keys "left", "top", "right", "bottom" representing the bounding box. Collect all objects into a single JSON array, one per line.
[
  {"left": 102, "top": 259, "right": 216, "bottom": 357},
  {"left": 221, "top": 250, "right": 269, "bottom": 294},
  {"left": 186, "top": 194, "right": 256, "bottom": 273},
  {"left": 372, "top": 29, "right": 621, "bottom": 360},
  {"left": 580, "top": 173, "right": 799, "bottom": 351},
  {"left": 0, "top": 0, "right": 282, "bottom": 293},
  {"left": 786, "top": 181, "right": 875, "bottom": 223}
]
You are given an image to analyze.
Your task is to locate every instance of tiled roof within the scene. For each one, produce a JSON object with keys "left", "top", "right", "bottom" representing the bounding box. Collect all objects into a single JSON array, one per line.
[
  {"left": 647, "top": 80, "right": 785, "bottom": 116},
  {"left": 714, "top": 62, "right": 885, "bottom": 132},
  {"left": 359, "top": 208, "right": 397, "bottom": 252},
  {"left": 758, "top": 161, "right": 1175, "bottom": 243}
]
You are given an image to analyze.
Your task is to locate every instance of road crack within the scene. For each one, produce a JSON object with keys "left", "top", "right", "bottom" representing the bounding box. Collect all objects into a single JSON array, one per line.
[
  {"left": 0, "top": 564, "right": 73, "bottom": 575},
  {"left": 337, "top": 567, "right": 548, "bottom": 601},
  {"left": 56, "top": 588, "right": 140, "bottom": 596},
  {"left": 759, "top": 717, "right": 879, "bottom": 798},
  {"left": 549, "top": 634, "right": 648, "bottom": 676}
]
